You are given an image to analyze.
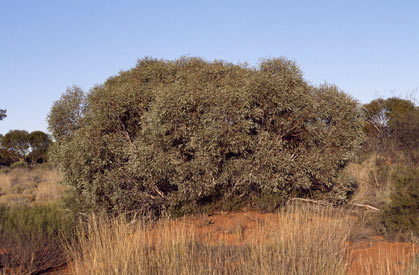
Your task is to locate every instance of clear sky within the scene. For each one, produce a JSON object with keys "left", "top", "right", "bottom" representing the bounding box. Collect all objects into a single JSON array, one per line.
[{"left": 1, "top": 0, "right": 418, "bottom": 135}]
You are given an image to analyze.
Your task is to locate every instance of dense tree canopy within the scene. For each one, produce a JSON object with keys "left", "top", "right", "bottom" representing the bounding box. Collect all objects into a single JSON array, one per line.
[
  {"left": 0, "top": 148, "right": 17, "bottom": 166},
  {"left": 49, "top": 57, "right": 365, "bottom": 215},
  {"left": 27, "top": 131, "right": 52, "bottom": 164},
  {"left": 0, "top": 130, "right": 52, "bottom": 165},
  {"left": 1, "top": 130, "right": 30, "bottom": 159}
]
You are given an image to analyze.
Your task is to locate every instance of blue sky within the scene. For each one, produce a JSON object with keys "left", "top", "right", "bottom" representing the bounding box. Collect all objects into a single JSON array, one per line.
[{"left": 1, "top": 0, "right": 418, "bottom": 135}]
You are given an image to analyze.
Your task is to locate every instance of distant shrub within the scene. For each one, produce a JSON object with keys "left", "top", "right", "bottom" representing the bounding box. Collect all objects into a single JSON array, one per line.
[
  {"left": 9, "top": 160, "right": 29, "bottom": 169},
  {"left": 49, "top": 57, "right": 365, "bottom": 215},
  {"left": 0, "top": 167, "right": 66, "bottom": 208},
  {"left": 1, "top": 130, "right": 52, "bottom": 167},
  {"left": 363, "top": 97, "right": 419, "bottom": 163},
  {"left": 382, "top": 165, "right": 419, "bottom": 235},
  {"left": 0, "top": 204, "right": 75, "bottom": 274}
]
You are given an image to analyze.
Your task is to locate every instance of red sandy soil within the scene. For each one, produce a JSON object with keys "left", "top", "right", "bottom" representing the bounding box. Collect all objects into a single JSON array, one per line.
[{"left": 3, "top": 211, "right": 418, "bottom": 274}]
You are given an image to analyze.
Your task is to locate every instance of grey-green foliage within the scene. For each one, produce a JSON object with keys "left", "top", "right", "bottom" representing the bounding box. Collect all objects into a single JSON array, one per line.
[
  {"left": 49, "top": 57, "right": 365, "bottom": 215},
  {"left": 47, "top": 85, "right": 86, "bottom": 141}
]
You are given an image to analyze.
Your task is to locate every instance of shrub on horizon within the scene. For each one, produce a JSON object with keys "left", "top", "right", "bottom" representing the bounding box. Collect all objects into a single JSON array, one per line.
[{"left": 10, "top": 160, "right": 29, "bottom": 169}]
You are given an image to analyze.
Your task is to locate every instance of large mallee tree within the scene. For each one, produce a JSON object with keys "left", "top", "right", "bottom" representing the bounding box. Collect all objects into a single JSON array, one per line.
[{"left": 49, "top": 57, "right": 365, "bottom": 215}]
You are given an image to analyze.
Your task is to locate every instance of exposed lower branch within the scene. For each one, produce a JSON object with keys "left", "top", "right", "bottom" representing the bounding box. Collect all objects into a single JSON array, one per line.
[
  {"left": 347, "top": 203, "right": 380, "bottom": 212},
  {"left": 288, "top": 198, "right": 380, "bottom": 212}
]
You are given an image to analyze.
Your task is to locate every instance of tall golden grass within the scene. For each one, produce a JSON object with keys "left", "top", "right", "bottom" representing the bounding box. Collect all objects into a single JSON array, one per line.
[{"left": 65, "top": 205, "right": 354, "bottom": 275}]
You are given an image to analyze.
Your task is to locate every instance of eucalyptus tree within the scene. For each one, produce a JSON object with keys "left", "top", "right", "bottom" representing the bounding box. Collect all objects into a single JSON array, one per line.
[
  {"left": 1, "top": 130, "right": 30, "bottom": 160},
  {"left": 49, "top": 57, "right": 365, "bottom": 215}
]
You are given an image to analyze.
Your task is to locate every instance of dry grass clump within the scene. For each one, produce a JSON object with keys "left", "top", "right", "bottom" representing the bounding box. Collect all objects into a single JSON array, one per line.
[
  {"left": 0, "top": 193, "right": 35, "bottom": 207},
  {"left": 347, "top": 153, "right": 419, "bottom": 238},
  {"left": 66, "top": 205, "right": 354, "bottom": 275},
  {"left": 243, "top": 205, "right": 353, "bottom": 275},
  {"left": 346, "top": 153, "right": 393, "bottom": 207},
  {"left": 34, "top": 181, "right": 68, "bottom": 203},
  {"left": 0, "top": 167, "right": 67, "bottom": 207}
]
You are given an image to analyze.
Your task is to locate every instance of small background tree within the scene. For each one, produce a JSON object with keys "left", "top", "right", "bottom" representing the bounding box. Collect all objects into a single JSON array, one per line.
[
  {"left": 363, "top": 97, "right": 419, "bottom": 163},
  {"left": 355, "top": 97, "right": 419, "bottom": 237},
  {"left": 26, "top": 131, "right": 52, "bottom": 164},
  {"left": 1, "top": 130, "right": 30, "bottom": 160},
  {"left": 0, "top": 109, "right": 6, "bottom": 120},
  {"left": 0, "top": 130, "right": 52, "bottom": 166}
]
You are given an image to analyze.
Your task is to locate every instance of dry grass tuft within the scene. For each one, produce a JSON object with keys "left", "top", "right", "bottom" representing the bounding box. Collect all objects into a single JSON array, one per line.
[
  {"left": 346, "top": 153, "right": 393, "bottom": 207},
  {"left": 0, "top": 167, "right": 68, "bottom": 207},
  {"left": 66, "top": 205, "right": 354, "bottom": 275}
]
